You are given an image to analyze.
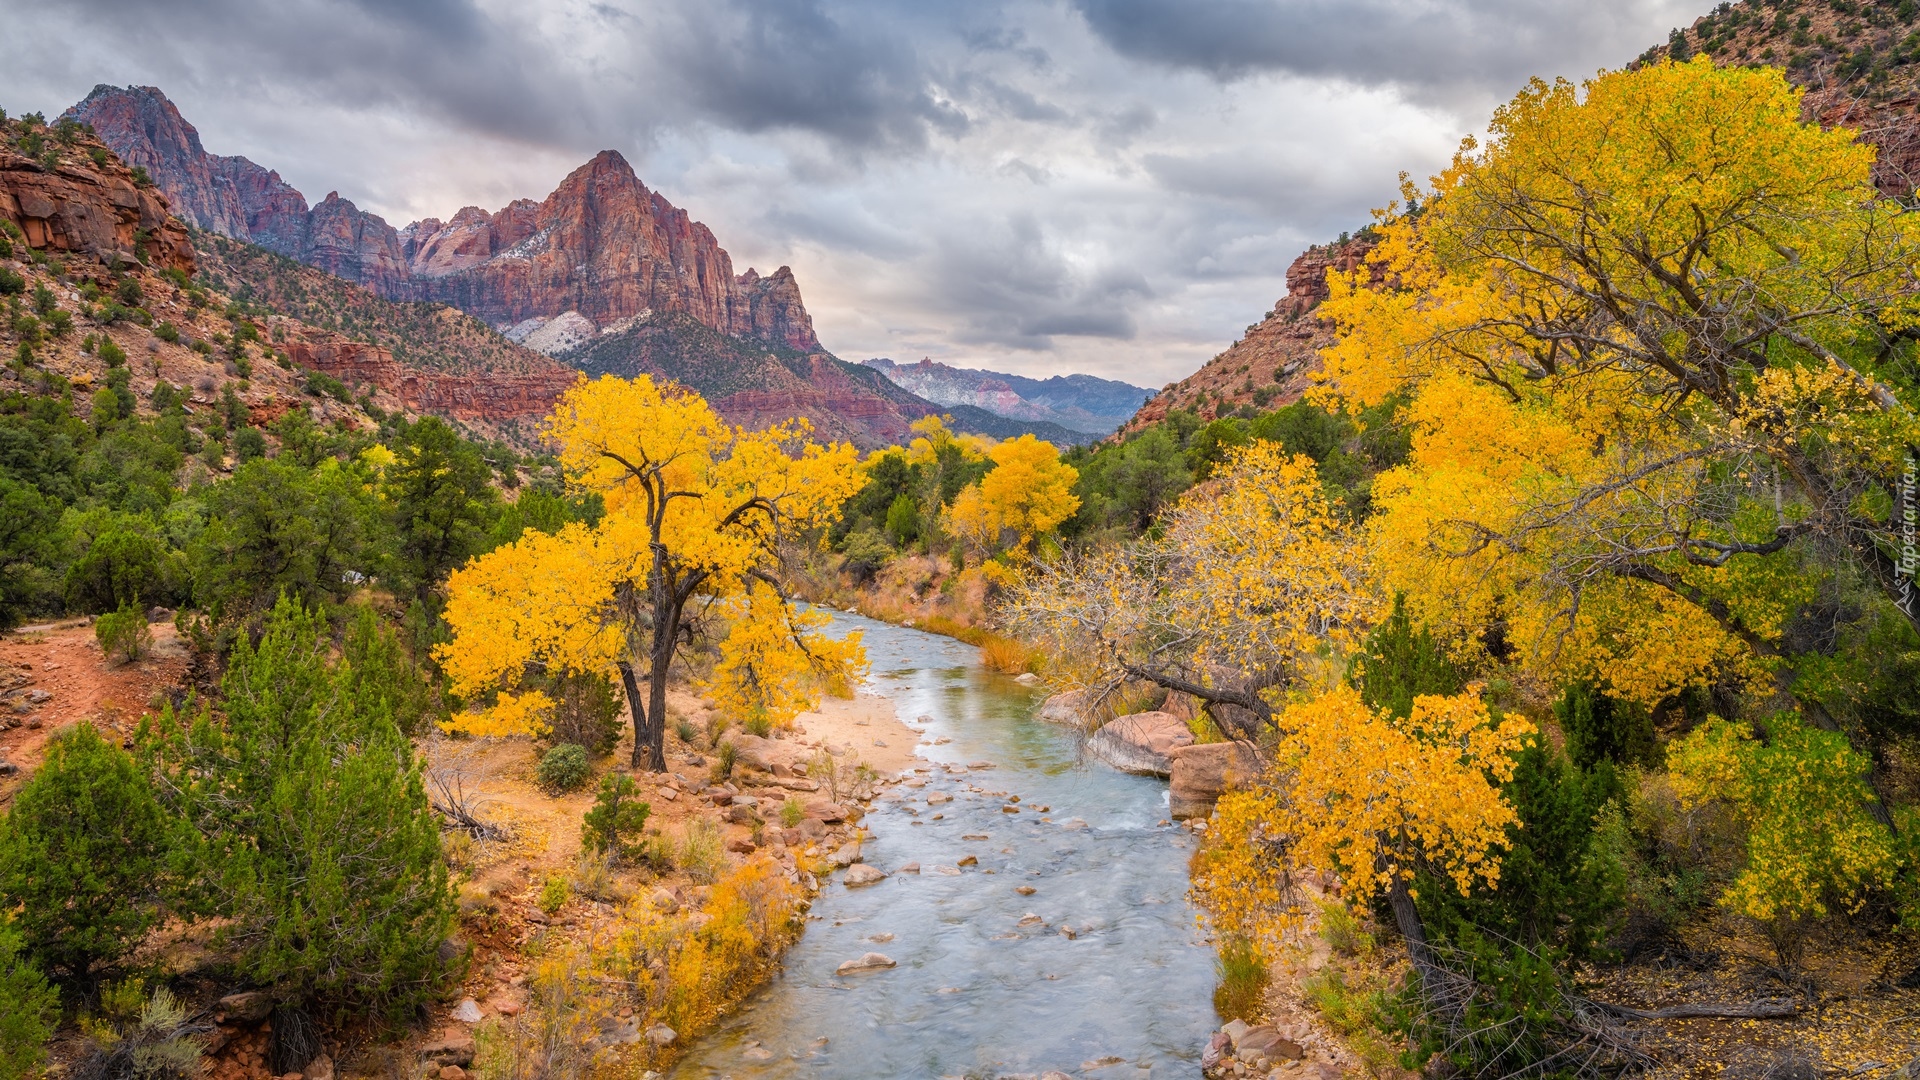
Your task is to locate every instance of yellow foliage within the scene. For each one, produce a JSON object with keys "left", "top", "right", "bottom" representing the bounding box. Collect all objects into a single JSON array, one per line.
[
  {"left": 1314, "top": 59, "right": 1920, "bottom": 698},
  {"left": 437, "top": 375, "right": 866, "bottom": 766},
  {"left": 1008, "top": 443, "right": 1374, "bottom": 735},
  {"left": 703, "top": 580, "right": 867, "bottom": 729},
  {"left": 1668, "top": 714, "right": 1898, "bottom": 923},
  {"left": 949, "top": 434, "right": 1079, "bottom": 554},
  {"left": 1194, "top": 685, "right": 1533, "bottom": 945}
]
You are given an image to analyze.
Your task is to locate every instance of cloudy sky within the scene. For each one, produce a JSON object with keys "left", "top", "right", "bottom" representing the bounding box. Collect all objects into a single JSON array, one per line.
[{"left": 6, "top": 0, "right": 1701, "bottom": 386}]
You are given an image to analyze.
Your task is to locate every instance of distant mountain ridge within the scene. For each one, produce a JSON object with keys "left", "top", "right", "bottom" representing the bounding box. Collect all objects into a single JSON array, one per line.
[
  {"left": 66, "top": 85, "right": 820, "bottom": 353},
  {"left": 862, "top": 357, "right": 1150, "bottom": 435}
]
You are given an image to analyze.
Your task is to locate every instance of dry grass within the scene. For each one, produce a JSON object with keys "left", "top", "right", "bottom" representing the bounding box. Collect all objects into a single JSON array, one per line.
[{"left": 978, "top": 633, "right": 1045, "bottom": 675}]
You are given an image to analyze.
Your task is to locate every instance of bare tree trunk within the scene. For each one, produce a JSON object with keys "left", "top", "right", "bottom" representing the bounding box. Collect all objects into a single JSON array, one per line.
[
  {"left": 642, "top": 602, "right": 678, "bottom": 772},
  {"left": 617, "top": 661, "right": 649, "bottom": 770},
  {"left": 1388, "top": 872, "right": 1437, "bottom": 995}
]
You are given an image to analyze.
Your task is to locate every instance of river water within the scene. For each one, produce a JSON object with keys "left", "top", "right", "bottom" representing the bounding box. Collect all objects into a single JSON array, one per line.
[{"left": 670, "top": 610, "right": 1216, "bottom": 1079}]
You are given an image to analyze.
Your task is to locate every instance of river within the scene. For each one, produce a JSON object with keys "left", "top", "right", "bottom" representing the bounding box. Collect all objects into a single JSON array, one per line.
[{"left": 669, "top": 610, "right": 1216, "bottom": 1079}]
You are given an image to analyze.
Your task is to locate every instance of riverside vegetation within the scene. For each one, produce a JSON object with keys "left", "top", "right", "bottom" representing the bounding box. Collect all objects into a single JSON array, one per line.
[
  {"left": 4, "top": 41, "right": 1920, "bottom": 1080},
  {"left": 0, "top": 108, "right": 908, "bottom": 1080}
]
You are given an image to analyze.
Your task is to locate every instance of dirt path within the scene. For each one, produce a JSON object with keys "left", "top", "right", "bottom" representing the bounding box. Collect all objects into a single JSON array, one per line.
[{"left": 0, "top": 616, "right": 192, "bottom": 804}]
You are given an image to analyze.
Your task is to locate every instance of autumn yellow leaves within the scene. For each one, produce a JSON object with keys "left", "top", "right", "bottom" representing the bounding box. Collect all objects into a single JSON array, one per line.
[{"left": 436, "top": 375, "right": 865, "bottom": 768}]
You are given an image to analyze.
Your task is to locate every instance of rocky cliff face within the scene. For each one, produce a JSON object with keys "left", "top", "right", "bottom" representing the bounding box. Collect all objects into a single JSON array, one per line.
[
  {"left": 281, "top": 339, "right": 576, "bottom": 424},
  {"left": 1641, "top": 0, "right": 1920, "bottom": 200},
  {"left": 0, "top": 116, "right": 193, "bottom": 274},
  {"left": 65, "top": 85, "right": 403, "bottom": 289},
  {"left": 68, "top": 87, "right": 821, "bottom": 352},
  {"left": 1121, "top": 235, "right": 1379, "bottom": 434}
]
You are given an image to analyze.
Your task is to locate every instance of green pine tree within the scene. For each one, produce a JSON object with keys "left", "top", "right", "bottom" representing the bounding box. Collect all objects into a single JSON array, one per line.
[
  {"left": 0, "top": 723, "right": 169, "bottom": 982},
  {"left": 144, "top": 595, "right": 455, "bottom": 1015}
]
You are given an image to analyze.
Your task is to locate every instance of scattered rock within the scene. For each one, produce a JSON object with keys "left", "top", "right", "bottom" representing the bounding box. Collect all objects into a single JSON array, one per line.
[
  {"left": 25, "top": 689, "right": 50, "bottom": 704},
  {"left": 898, "top": 862, "right": 920, "bottom": 873},
  {"left": 1001, "top": 805, "right": 1020, "bottom": 814},
  {"left": 843, "top": 864, "right": 886, "bottom": 887},
  {"left": 835, "top": 952, "right": 896, "bottom": 975},
  {"left": 1085, "top": 711, "right": 1193, "bottom": 776},
  {"left": 932, "top": 865, "right": 961, "bottom": 876},
  {"left": 1083, "top": 1056, "right": 1127, "bottom": 1070},
  {"left": 868, "top": 932, "right": 894, "bottom": 943},
  {"left": 967, "top": 760, "right": 995, "bottom": 770},
  {"left": 656, "top": 787, "right": 679, "bottom": 802},
  {"left": 741, "top": 1046, "right": 774, "bottom": 1062},
  {"left": 957, "top": 855, "right": 978, "bottom": 867},
  {"left": 437, "top": 1069, "right": 465, "bottom": 1080},
  {"left": 301, "top": 1055, "right": 334, "bottom": 1080},
  {"left": 1018, "top": 912, "right": 1044, "bottom": 926},
  {"left": 648, "top": 887, "right": 679, "bottom": 912},
  {"left": 0, "top": 761, "right": 16, "bottom": 776},
  {"left": 645, "top": 1025, "right": 677, "bottom": 1047},
  {"left": 726, "top": 835, "right": 756, "bottom": 853},
  {"left": 1015, "top": 885, "right": 1037, "bottom": 896},
  {"left": 829, "top": 841, "right": 862, "bottom": 868},
  {"left": 1014, "top": 672, "right": 1043, "bottom": 686},
  {"left": 420, "top": 1028, "right": 477, "bottom": 1067},
  {"left": 926, "top": 792, "right": 953, "bottom": 805},
  {"left": 451, "top": 998, "right": 483, "bottom": 1023},
  {"left": 806, "top": 801, "right": 849, "bottom": 823}
]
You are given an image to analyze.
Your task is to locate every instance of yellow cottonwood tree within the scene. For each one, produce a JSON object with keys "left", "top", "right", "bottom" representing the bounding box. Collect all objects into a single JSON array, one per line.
[
  {"left": 948, "top": 434, "right": 1080, "bottom": 555},
  {"left": 1195, "top": 685, "right": 1533, "bottom": 977},
  {"left": 437, "top": 375, "right": 865, "bottom": 769},
  {"left": 1007, "top": 443, "right": 1376, "bottom": 734},
  {"left": 1316, "top": 58, "right": 1920, "bottom": 691},
  {"left": 704, "top": 580, "right": 869, "bottom": 730}
]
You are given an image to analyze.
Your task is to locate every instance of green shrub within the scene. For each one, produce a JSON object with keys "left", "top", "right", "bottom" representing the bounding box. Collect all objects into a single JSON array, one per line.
[
  {"left": 154, "top": 321, "right": 179, "bottom": 343},
  {"left": 674, "top": 718, "right": 699, "bottom": 744},
  {"left": 98, "top": 337, "right": 126, "bottom": 366},
  {"left": 0, "top": 915, "right": 57, "bottom": 1080},
  {"left": 537, "top": 876, "right": 571, "bottom": 915},
  {"left": 0, "top": 269, "right": 20, "bottom": 296},
  {"left": 582, "top": 773, "right": 650, "bottom": 863},
  {"left": 95, "top": 603, "right": 153, "bottom": 663},
  {"left": 143, "top": 597, "right": 455, "bottom": 1016},
  {"left": 884, "top": 493, "right": 920, "bottom": 546},
  {"left": 743, "top": 711, "right": 772, "bottom": 738},
  {"left": 115, "top": 279, "right": 142, "bottom": 307},
  {"left": 711, "top": 738, "right": 738, "bottom": 781},
  {"left": 233, "top": 426, "right": 267, "bottom": 463},
  {"left": 537, "top": 743, "right": 591, "bottom": 794},
  {"left": 1555, "top": 682, "right": 1654, "bottom": 769},
  {"left": 0, "top": 723, "right": 169, "bottom": 981},
  {"left": 1212, "top": 936, "right": 1269, "bottom": 1023},
  {"left": 545, "top": 670, "right": 621, "bottom": 755},
  {"left": 779, "top": 797, "right": 804, "bottom": 829}
]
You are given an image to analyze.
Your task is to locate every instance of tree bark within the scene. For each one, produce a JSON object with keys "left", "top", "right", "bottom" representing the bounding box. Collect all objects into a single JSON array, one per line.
[
  {"left": 617, "top": 661, "right": 649, "bottom": 770},
  {"left": 1387, "top": 872, "right": 1437, "bottom": 994}
]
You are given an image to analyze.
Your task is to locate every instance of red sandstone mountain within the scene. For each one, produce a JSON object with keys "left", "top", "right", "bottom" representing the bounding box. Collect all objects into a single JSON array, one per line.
[
  {"left": 0, "top": 135, "right": 194, "bottom": 275},
  {"left": 67, "top": 86, "right": 819, "bottom": 352},
  {"left": 1120, "top": 235, "right": 1379, "bottom": 434}
]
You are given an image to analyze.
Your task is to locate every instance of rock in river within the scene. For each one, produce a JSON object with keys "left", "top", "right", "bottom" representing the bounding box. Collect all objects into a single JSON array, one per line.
[
  {"left": 835, "top": 952, "right": 896, "bottom": 975},
  {"left": 1084, "top": 711, "right": 1193, "bottom": 776},
  {"left": 844, "top": 863, "right": 887, "bottom": 887}
]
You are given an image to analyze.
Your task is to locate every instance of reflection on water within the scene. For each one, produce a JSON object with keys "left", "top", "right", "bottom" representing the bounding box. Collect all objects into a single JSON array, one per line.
[{"left": 669, "top": 611, "right": 1215, "bottom": 1079}]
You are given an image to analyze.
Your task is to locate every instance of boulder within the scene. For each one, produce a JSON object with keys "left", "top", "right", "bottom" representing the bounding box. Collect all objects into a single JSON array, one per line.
[
  {"left": 1168, "top": 742, "right": 1262, "bottom": 819},
  {"left": 727, "top": 732, "right": 801, "bottom": 773},
  {"left": 451, "top": 998, "right": 483, "bottom": 1023},
  {"left": 1037, "top": 690, "right": 1090, "bottom": 726},
  {"left": 829, "top": 841, "right": 862, "bottom": 868},
  {"left": 215, "top": 990, "right": 275, "bottom": 1024},
  {"left": 1085, "top": 712, "right": 1193, "bottom": 776},
  {"left": 806, "top": 800, "right": 849, "bottom": 823},
  {"left": 645, "top": 1025, "right": 677, "bottom": 1047},
  {"left": 835, "top": 952, "right": 896, "bottom": 975},
  {"left": 301, "top": 1056, "right": 334, "bottom": 1080},
  {"left": 843, "top": 864, "right": 886, "bottom": 887}
]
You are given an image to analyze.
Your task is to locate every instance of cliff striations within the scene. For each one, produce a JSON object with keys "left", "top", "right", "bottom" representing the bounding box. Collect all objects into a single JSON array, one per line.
[
  {"left": 0, "top": 116, "right": 193, "bottom": 275},
  {"left": 68, "top": 87, "right": 820, "bottom": 352}
]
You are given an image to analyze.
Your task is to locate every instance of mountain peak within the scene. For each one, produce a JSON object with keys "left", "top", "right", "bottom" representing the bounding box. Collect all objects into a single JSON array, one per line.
[{"left": 72, "top": 87, "right": 823, "bottom": 354}]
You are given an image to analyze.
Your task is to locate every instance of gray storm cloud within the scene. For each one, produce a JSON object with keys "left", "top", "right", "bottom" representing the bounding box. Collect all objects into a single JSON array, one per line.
[{"left": 0, "top": 0, "right": 1704, "bottom": 383}]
